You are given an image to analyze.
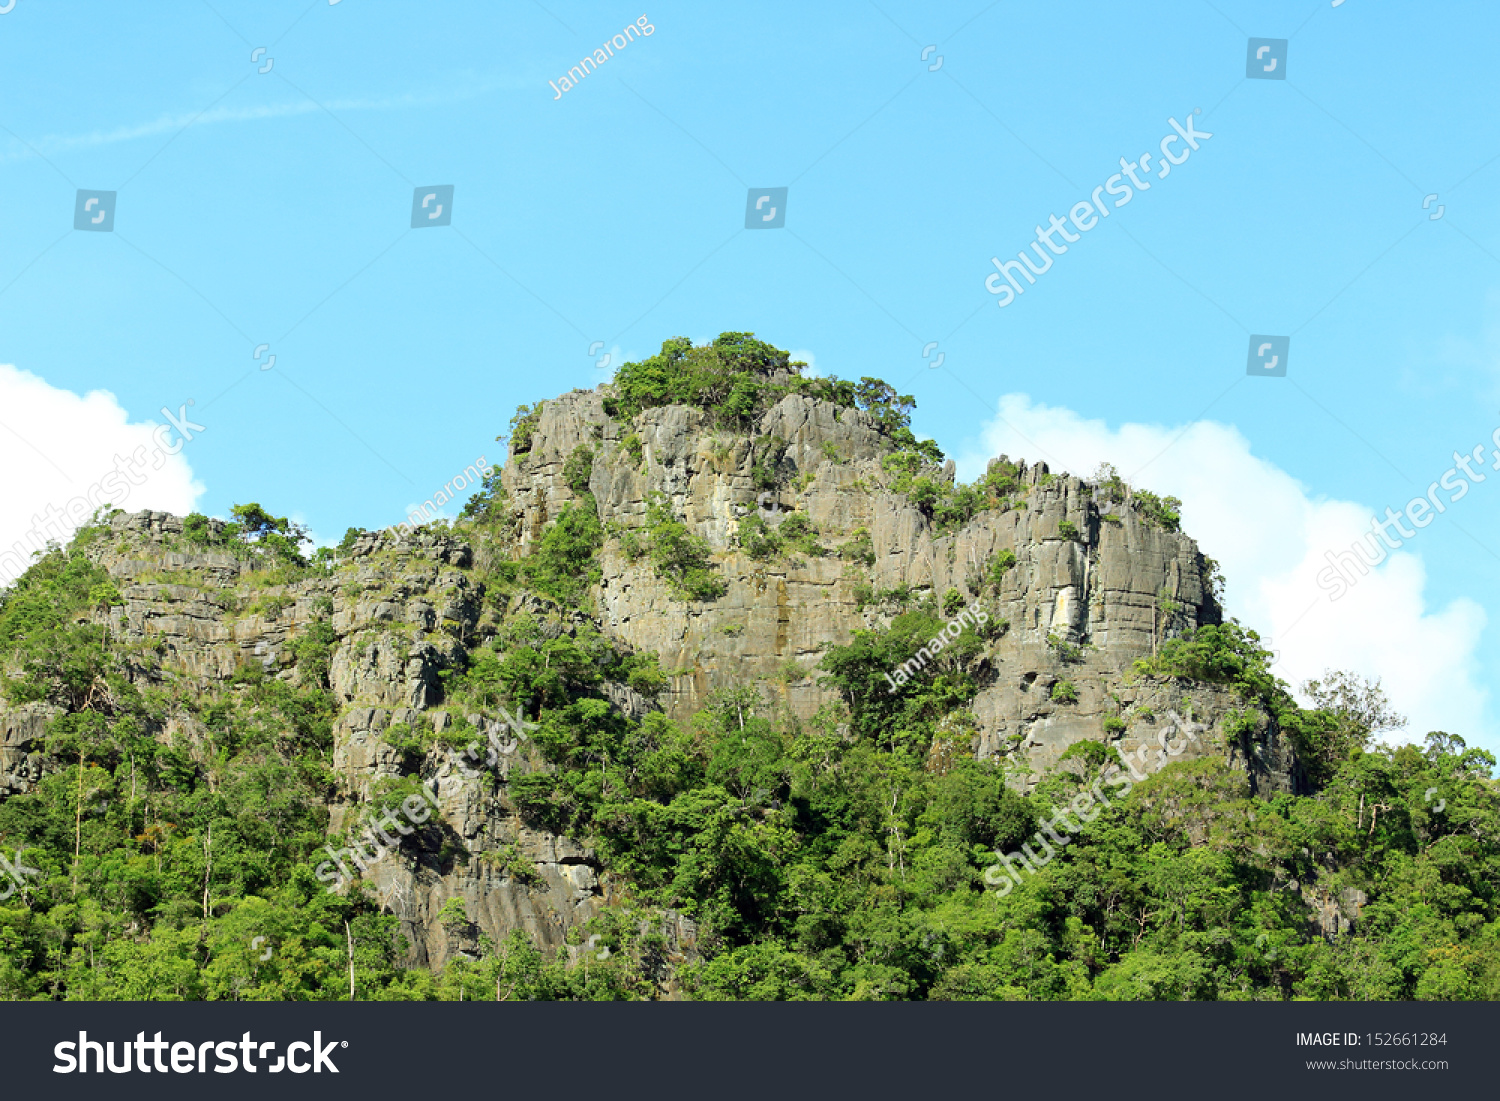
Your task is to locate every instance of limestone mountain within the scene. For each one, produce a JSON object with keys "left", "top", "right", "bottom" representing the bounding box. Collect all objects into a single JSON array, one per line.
[{"left": 2, "top": 333, "right": 1479, "bottom": 1002}]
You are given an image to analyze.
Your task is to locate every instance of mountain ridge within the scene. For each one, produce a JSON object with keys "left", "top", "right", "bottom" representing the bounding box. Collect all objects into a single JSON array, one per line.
[{"left": 7, "top": 333, "right": 1475, "bottom": 1002}]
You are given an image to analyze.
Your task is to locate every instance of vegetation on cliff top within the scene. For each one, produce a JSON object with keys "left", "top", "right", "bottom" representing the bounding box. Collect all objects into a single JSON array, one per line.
[
  {"left": 0, "top": 346, "right": 1495, "bottom": 1003},
  {"left": 2, "top": 523, "right": 1497, "bottom": 1002},
  {"left": 601, "top": 332, "right": 943, "bottom": 464}
]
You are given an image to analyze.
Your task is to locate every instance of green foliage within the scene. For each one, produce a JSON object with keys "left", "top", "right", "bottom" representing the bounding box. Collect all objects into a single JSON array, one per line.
[
  {"left": 614, "top": 524, "right": 646, "bottom": 560},
  {"left": 460, "top": 465, "right": 510, "bottom": 527},
  {"left": 737, "top": 513, "right": 782, "bottom": 561},
  {"left": 1292, "top": 670, "right": 1407, "bottom": 787},
  {"left": 437, "top": 897, "right": 471, "bottom": 929},
  {"left": 1133, "top": 623, "right": 1277, "bottom": 699},
  {"left": 615, "top": 651, "right": 670, "bottom": 697},
  {"left": 87, "top": 581, "right": 123, "bottom": 611},
  {"left": 0, "top": 535, "right": 351, "bottom": 1000},
  {"left": 1051, "top": 680, "right": 1079, "bottom": 704},
  {"left": 885, "top": 459, "right": 1036, "bottom": 536},
  {"left": 287, "top": 620, "right": 337, "bottom": 688},
  {"left": 1202, "top": 555, "right": 1226, "bottom": 603},
  {"left": 750, "top": 436, "right": 787, "bottom": 491},
  {"left": 381, "top": 718, "right": 428, "bottom": 765},
  {"left": 1220, "top": 708, "right": 1258, "bottom": 748},
  {"left": 508, "top": 402, "right": 545, "bottom": 453},
  {"left": 1047, "top": 632, "right": 1083, "bottom": 664},
  {"left": 1091, "top": 462, "right": 1127, "bottom": 500},
  {"left": 1091, "top": 462, "right": 1181, "bottom": 533},
  {"left": 777, "top": 514, "right": 821, "bottom": 557},
  {"left": 839, "top": 528, "right": 875, "bottom": 567},
  {"left": 640, "top": 493, "right": 726, "bottom": 602},
  {"left": 182, "top": 512, "right": 220, "bottom": 547},
  {"left": 1058, "top": 739, "right": 1111, "bottom": 772},
  {"left": 602, "top": 336, "right": 938, "bottom": 471},
  {"left": 247, "top": 593, "right": 292, "bottom": 619},
  {"left": 987, "top": 549, "right": 1017, "bottom": 591},
  {"left": 439, "top": 617, "right": 605, "bottom": 718},
  {"left": 1058, "top": 520, "right": 1080, "bottom": 541},
  {"left": 522, "top": 499, "right": 604, "bottom": 606},
  {"left": 1133, "top": 488, "right": 1182, "bottom": 532},
  {"left": 881, "top": 451, "right": 923, "bottom": 486},
  {"left": 603, "top": 333, "right": 792, "bottom": 426},
  {"left": 226, "top": 503, "right": 310, "bottom": 566},
  {"left": 818, "top": 609, "right": 982, "bottom": 754},
  {"left": 563, "top": 445, "right": 595, "bottom": 495},
  {"left": 621, "top": 433, "right": 644, "bottom": 470},
  {"left": 0, "top": 548, "right": 116, "bottom": 705},
  {"left": 479, "top": 843, "right": 543, "bottom": 887}
]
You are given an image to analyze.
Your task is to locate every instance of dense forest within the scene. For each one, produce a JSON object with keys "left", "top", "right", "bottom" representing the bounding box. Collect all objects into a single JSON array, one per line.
[{"left": 1, "top": 335, "right": 1497, "bottom": 1001}]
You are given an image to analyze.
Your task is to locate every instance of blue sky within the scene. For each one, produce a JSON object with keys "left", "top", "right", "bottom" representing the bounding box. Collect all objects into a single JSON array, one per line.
[{"left": 2, "top": 0, "right": 1498, "bottom": 744}]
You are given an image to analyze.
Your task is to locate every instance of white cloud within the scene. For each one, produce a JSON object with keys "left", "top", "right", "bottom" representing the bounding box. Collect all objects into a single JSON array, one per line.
[
  {"left": 787, "top": 349, "right": 819, "bottom": 376},
  {"left": 292, "top": 513, "right": 337, "bottom": 552},
  {"left": 958, "top": 393, "right": 1490, "bottom": 746},
  {"left": 0, "top": 365, "right": 204, "bottom": 585}
]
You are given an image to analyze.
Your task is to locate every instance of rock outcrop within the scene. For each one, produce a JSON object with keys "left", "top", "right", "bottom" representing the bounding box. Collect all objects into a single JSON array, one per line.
[
  {"left": 502, "top": 386, "right": 1301, "bottom": 795},
  {"left": 0, "top": 379, "right": 1307, "bottom": 980}
]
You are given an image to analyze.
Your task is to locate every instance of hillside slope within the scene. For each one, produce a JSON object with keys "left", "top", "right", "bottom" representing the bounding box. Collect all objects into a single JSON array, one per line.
[{"left": 0, "top": 333, "right": 1491, "bottom": 1001}]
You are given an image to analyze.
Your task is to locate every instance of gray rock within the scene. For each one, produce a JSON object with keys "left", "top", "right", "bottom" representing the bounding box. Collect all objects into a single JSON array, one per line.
[{"left": 0, "top": 382, "right": 1303, "bottom": 991}]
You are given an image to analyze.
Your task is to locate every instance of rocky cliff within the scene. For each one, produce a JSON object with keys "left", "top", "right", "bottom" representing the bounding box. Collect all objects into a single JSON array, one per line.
[
  {"left": 0, "top": 361, "right": 1306, "bottom": 986},
  {"left": 505, "top": 385, "right": 1301, "bottom": 794}
]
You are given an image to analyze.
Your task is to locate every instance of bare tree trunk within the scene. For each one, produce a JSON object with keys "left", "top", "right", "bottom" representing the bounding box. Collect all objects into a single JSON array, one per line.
[
  {"left": 201, "top": 824, "right": 212, "bottom": 919},
  {"left": 345, "top": 920, "right": 356, "bottom": 1000},
  {"left": 72, "top": 748, "right": 84, "bottom": 894},
  {"left": 127, "top": 751, "right": 136, "bottom": 846},
  {"left": 887, "top": 789, "right": 907, "bottom": 882}
]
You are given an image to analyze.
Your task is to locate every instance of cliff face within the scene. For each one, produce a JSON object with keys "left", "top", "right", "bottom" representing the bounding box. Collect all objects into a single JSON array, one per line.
[
  {"left": 0, "top": 379, "right": 1304, "bottom": 982},
  {"left": 504, "top": 386, "right": 1301, "bottom": 795}
]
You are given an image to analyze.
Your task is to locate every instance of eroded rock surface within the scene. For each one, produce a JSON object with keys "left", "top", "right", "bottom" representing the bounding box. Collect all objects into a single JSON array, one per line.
[{"left": 0, "top": 383, "right": 1305, "bottom": 979}]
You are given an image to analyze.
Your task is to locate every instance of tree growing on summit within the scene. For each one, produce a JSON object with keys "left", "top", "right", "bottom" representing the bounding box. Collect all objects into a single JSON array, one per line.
[
  {"left": 1299, "top": 669, "right": 1406, "bottom": 767},
  {"left": 226, "top": 503, "right": 310, "bottom": 565},
  {"left": 601, "top": 332, "right": 942, "bottom": 464}
]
